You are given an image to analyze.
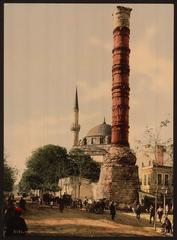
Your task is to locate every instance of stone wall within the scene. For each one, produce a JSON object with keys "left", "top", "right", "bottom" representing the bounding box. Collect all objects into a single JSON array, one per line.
[{"left": 58, "top": 176, "right": 97, "bottom": 200}]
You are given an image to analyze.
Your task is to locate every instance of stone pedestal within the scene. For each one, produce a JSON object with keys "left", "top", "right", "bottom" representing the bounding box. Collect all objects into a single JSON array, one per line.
[{"left": 97, "top": 146, "right": 139, "bottom": 208}]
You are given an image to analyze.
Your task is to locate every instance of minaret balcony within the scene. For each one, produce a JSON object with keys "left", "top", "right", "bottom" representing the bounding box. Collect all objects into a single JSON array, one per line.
[{"left": 71, "top": 123, "right": 80, "bottom": 132}]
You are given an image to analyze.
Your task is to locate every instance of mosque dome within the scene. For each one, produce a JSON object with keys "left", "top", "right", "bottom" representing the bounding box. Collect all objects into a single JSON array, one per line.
[{"left": 86, "top": 119, "right": 111, "bottom": 137}]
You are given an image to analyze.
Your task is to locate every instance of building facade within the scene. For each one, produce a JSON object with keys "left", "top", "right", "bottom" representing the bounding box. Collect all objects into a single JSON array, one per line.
[
  {"left": 58, "top": 176, "right": 97, "bottom": 200},
  {"left": 141, "top": 164, "right": 173, "bottom": 197},
  {"left": 78, "top": 119, "right": 112, "bottom": 164},
  {"left": 140, "top": 145, "right": 173, "bottom": 206}
]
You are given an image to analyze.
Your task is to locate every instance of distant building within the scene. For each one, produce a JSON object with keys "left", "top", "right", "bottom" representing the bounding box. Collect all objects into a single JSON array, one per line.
[
  {"left": 78, "top": 118, "right": 111, "bottom": 164},
  {"left": 140, "top": 145, "right": 173, "bottom": 206},
  {"left": 58, "top": 177, "right": 97, "bottom": 200},
  {"left": 141, "top": 164, "right": 173, "bottom": 195},
  {"left": 69, "top": 90, "right": 173, "bottom": 204},
  {"left": 71, "top": 89, "right": 111, "bottom": 164},
  {"left": 58, "top": 91, "right": 113, "bottom": 200}
]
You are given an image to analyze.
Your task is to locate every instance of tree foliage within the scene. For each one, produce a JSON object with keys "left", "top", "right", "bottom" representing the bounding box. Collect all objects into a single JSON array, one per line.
[
  {"left": 69, "top": 148, "right": 100, "bottom": 182},
  {"left": 19, "top": 145, "right": 101, "bottom": 193},
  {"left": 19, "top": 169, "right": 43, "bottom": 192},
  {"left": 4, "top": 159, "right": 16, "bottom": 192},
  {"left": 19, "top": 144, "right": 70, "bottom": 192}
]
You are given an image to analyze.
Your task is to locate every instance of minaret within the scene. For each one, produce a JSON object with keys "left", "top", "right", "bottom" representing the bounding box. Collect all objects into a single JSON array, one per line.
[{"left": 71, "top": 88, "right": 80, "bottom": 146}]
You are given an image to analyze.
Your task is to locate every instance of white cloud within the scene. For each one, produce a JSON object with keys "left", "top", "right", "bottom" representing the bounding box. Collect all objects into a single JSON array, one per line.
[
  {"left": 79, "top": 79, "right": 111, "bottom": 103},
  {"left": 131, "top": 26, "right": 173, "bottom": 95},
  {"left": 88, "top": 36, "right": 112, "bottom": 51}
]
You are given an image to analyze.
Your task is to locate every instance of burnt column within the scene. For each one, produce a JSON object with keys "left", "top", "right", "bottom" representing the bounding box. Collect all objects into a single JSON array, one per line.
[
  {"left": 97, "top": 6, "right": 139, "bottom": 208},
  {"left": 112, "top": 6, "right": 131, "bottom": 147}
]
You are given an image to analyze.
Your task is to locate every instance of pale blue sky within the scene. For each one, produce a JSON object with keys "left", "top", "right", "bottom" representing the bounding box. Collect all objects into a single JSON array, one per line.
[{"left": 4, "top": 4, "right": 173, "bottom": 181}]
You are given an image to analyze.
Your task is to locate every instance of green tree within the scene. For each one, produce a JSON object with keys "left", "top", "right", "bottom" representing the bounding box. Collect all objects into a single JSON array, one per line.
[
  {"left": 19, "top": 144, "right": 71, "bottom": 193},
  {"left": 4, "top": 160, "right": 16, "bottom": 192},
  {"left": 18, "top": 169, "right": 43, "bottom": 192},
  {"left": 69, "top": 148, "right": 100, "bottom": 198},
  {"left": 69, "top": 148, "right": 100, "bottom": 181}
]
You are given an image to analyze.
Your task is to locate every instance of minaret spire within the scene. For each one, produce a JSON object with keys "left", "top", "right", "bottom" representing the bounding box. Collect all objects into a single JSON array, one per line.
[
  {"left": 74, "top": 87, "right": 79, "bottom": 110},
  {"left": 103, "top": 117, "right": 106, "bottom": 124},
  {"left": 71, "top": 87, "right": 80, "bottom": 147}
]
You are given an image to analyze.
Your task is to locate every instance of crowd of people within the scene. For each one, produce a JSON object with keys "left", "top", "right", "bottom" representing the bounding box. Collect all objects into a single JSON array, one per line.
[
  {"left": 31, "top": 193, "right": 110, "bottom": 214},
  {"left": 2, "top": 193, "right": 173, "bottom": 236},
  {"left": 132, "top": 202, "right": 173, "bottom": 235}
]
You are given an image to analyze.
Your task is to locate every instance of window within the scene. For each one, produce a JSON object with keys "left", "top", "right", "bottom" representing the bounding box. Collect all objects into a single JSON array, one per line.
[
  {"left": 92, "top": 138, "right": 99, "bottom": 144},
  {"left": 87, "top": 138, "right": 92, "bottom": 145},
  {"left": 164, "top": 174, "right": 169, "bottom": 185},
  {"left": 144, "top": 175, "right": 147, "bottom": 185},
  {"left": 147, "top": 174, "right": 151, "bottom": 185},
  {"left": 158, "top": 174, "right": 162, "bottom": 185}
]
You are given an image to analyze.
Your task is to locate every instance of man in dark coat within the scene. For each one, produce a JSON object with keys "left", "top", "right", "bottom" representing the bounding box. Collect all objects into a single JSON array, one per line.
[
  {"left": 110, "top": 201, "right": 116, "bottom": 220},
  {"left": 4, "top": 202, "right": 16, "bottom": 232},
  {"left": 149, "top": 205, "right": 155, "bottom": 224},
  {"left": 19, "top": 197, "right": 26, "bottom": 211},
  {"left": 58, "top": 197, "right": 65, "bottom": 213},
  {"left": 135, "top": 203, "right": 141, "bottom": 220}
]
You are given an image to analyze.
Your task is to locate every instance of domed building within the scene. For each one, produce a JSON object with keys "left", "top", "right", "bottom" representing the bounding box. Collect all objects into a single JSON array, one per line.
[
  {"left": 70, "top": 88, "right": 111, "bottom": 164},
  {"left": 85, "top": 118, "right": 111, "bottom": 145},
  {"left": 78, "top": 118, "right": 112, "bottom": 164},
  {"left": 59, "top": 90, "right": 112, "bottom": 199}
]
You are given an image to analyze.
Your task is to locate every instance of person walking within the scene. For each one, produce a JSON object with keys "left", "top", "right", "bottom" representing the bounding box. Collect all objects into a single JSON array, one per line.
[
  {"left": 84, "top": 196, "right": 88, "bottom": 208},
  {"left": 162, "top": 216, "right": 172, "bottom": 235},
  {"left": 135, "top": 203, "right": 141, "bottom": 220},
  {"left": 157, "top": 206, "right": 163, "bottom": 223},
  {"left": 165, "top": 204, "right": 169, "bottom": 215},
  {"left": 50, "top": 199, "right": 54, "bottom": 209},
  {"left": 110, "top": 201, "right": 116, "bottom": 220},
  {"left": 149, "top": 205, "right": 155, "bottom": 224},
  {"left": 59, "top": 197, "right": 64, "bottom": 213}
]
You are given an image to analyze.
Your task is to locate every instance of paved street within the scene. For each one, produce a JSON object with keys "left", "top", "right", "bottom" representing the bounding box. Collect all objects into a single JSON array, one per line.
[{"left": 20, "top": 204, "right": 172, "bottom": 237}]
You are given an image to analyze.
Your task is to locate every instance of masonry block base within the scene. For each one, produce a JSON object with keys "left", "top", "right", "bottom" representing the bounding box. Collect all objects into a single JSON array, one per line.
[{"left": 97, "top": 146, "right": 139, "bottom": 209}]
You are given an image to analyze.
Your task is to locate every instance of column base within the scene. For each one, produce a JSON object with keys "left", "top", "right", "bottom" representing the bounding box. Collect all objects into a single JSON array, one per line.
[{"left": 96, "top": 146, "right": 140, "bottom": 209}]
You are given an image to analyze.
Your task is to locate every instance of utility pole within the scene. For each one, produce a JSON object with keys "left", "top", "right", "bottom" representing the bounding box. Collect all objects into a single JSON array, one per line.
[
  {"left": 161, "top": 186, "right": 167, "bottom": 215},
  {"left": 154, "top": 189, "right": 158, "bottom": 230},
  {"left": 163, "top": 193, "right": 166, "bottom": 214},
  {"left": 154, "top": 160, "right": 158, "bottom": 231}
]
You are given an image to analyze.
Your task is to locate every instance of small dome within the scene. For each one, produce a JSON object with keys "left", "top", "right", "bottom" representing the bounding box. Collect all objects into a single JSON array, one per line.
[{"left": 87, "top": 120, "right": 111, "bottom": 137}]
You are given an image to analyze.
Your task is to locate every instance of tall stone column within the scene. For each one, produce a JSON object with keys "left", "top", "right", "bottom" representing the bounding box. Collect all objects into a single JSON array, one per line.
[
  {"left": 97, "top": 6, "right": 139, "bottom": 208},
  {"left": 112, "top": 6, "right": 131, "bottom": 147}
]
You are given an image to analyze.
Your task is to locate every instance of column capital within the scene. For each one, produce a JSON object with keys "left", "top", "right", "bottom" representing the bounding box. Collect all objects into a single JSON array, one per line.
[{"left": 112, "top": 6, "right": 132, "bottom": 30}]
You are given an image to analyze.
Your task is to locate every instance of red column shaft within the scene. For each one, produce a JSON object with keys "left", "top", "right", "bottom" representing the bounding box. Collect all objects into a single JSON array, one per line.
[{"left": 111, "top": 26, "right": 130, "bottom": 146}]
